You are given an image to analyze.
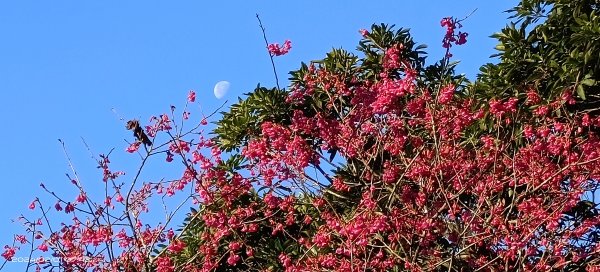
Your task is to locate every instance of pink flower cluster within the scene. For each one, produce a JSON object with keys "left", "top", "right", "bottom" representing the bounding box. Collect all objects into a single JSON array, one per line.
[
  {"left": 267, "top": 39, "right": 292, "bottom": 56},
  {"left": 440, "top": 17, "right": 468, "bottom": 57}
]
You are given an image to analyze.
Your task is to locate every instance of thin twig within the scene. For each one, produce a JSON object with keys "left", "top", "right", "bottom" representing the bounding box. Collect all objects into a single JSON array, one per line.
[
  {"left": 256, "top": 14, "right": 280, "bottom": 90},
  {"left": 460, "top": 8, "right": 478, "bottom": 22}
]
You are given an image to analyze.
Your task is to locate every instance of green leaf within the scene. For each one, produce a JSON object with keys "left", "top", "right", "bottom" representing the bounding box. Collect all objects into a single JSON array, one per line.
[
  {"left": 581, "top": 78, "right": 596, "bottom": 86},
  {"left": 576, "top": 84, "right": 586, "bottom": 100}
]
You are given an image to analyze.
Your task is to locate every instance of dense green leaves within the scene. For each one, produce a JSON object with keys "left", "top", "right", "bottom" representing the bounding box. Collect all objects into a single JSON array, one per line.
[
  {"left": 476, "top": 0, "right": 600, "bottom": 111},
  {"left": 214, "top": 86, "right": 290, "bottom": 152}
]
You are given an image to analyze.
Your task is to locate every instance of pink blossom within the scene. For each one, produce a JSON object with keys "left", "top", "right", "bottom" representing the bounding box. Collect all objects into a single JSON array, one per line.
[
  {"left": 229, "top": 241, "right": 241, "bottom": 251},
  {"left": 126, "top": 141, "right": 141, "bottom": 153},
  {"left": 438, "top": 84, "right": 455, "bottom": 104},
  {"left": 268, "top": 39, "right": 292, "bottom": 56},
  {"left": 246, "top": 247, "right": 254, "bottom": 257},
  {"left": 38, "top": 243, "right": 48, "bottom": 252},
  {"left": 155, "top": 256, "right": 174, "bottom": 272},
  {"left": 166, "top": 229, "right": 175, "bottom": 240},
  {"left": 1, "top": 246, "right": 16, "bottom": 261},
  {"left": 187, "top": 90, "right": 196, "bottom": 102},
  {"left": 169, "top": 140, "right": 190, "bottom": 154},
  {"left": 115, "top": 193, "right": 124, "bottom": 203},
  {"left": 440, "top": 16, "right": 468, "bottom": 56},
  {"left": 226, "top": 252, "right": 240, "bottom": 266},
  {"left": 76, "top": 192, "right": 87, "bottom": 203},
  {"left": 279, "top": 253, "right": 292, "bottom": 268},
  {"left": 167, "top": 239, "right": 186, "bottom": 253},
  {"left": 457, "top": 32, "right": 468, "bottom": 45},
  {"left": 359, "top": 29, "right": 369, "bottom": 37},
  {"left": 104, "top": 196, "right": 112, "bottom": 207},
  {"left": 65, "top": 202, "right": 75, "bottom": 213},
  {"left": 15, "top": 235, "right": 27, "bottom": 244}
]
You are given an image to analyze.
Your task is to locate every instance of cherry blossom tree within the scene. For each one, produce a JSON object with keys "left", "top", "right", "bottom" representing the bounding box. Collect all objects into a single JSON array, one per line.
[{"left": 4, "top": 0, "right": 600, "bottom": 271}]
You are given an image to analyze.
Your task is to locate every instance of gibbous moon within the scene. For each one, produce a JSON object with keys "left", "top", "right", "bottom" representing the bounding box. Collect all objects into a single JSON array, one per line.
[{"left": 213, "top": 81, "right": 230, "bottom": 99}]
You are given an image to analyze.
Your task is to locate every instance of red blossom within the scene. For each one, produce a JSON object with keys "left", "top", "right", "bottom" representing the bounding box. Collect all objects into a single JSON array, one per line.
[
  {"left": 115, "top": 193, "right": 124, "bottom": 203},
  {"left": 15, "top": 235, "right": 27, "bottom": 244},
  {"left": 187, "top": 90, "right": 196, "bottom": 102},
  {"left": 246, "top": 247, "right": 254, "bottom": 257},
  {"left": 227, "top": 252, "right": 241, "bottom": 266},
  {"left": 440, "top": 16, "right": 468, "bottom": 56},
  {"left": 438, "top": 84, "right": 455, "bottom": 104},
  {"left": 167, "top": 239, "right": 186, "bottom": 253},
  {"left": 359, "top": 28, "right": 369, "bottom": 37},
  {"left": 228, "top": 241, "right": 241, "bottom": 252},
  {"left": 38, "top": 243, "right": 48, "bottom": 252},
  {"left": 126, "top": 141, "right": 141, "bottom": 153},
  {"left": 155, "top": 256, "right": 174, "bottom": 272},
  {"left": 1, "top": 246, "right": 16, "bottom": 261},
  {"left": 268, "top": 39, "right": 292, "bottom": 56},
  {"left": 76, "top": 192, "right": 87, "bottom": 203},
  {"left": 169, "top": 140, "right": 190, "bottom": 154},
  {"left": 65, "top": 202, "right": 75, "bottom": 213}
]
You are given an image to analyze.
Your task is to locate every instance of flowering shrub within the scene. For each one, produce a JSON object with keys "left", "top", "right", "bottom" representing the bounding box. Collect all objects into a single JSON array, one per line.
[{"left": 4, "top": 0, "right": 600, "bottom": 271}]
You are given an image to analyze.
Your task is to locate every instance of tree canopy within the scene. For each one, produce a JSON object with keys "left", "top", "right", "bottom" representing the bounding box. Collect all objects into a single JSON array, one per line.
[{"left": 5, "top": 0, "right": 600, "bottom": 271}]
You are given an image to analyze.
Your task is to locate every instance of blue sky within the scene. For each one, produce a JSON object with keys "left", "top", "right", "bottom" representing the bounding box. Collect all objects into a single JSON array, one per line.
[{"left": 0, "top": 1, "right": 517, "bottom": 269}]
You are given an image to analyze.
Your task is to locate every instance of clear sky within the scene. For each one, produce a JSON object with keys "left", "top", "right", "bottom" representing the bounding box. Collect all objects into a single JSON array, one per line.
[{"left": 0, "top": 1, "right": 518, "bottom": 269}]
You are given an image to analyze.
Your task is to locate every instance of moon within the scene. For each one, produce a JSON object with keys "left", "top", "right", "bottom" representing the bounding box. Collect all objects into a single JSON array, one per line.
[{"left": 213, "top": 81, "right": 230, "bottom": 99}]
